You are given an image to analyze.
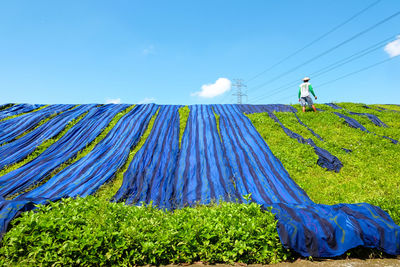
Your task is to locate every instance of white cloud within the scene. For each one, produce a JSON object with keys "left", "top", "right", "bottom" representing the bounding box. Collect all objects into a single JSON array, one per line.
[
  {"left": 384, "top": 36, "right": 400, "bottom": 58},
  {"left": 138, "top": 97, "right": 156, "bottom": 104},
  {"left": 105, "top": 98, "right": 122, "bottom": 104},
  {"left": 191, "top": 78, "right": 232, "bottom": 98},
  {"left": 143, "top": 45, "right": 155, "bottom": 55}
]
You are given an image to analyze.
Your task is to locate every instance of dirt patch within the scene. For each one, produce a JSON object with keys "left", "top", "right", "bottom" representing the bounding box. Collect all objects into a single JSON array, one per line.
[{"left": 164, "top": 256, "right": 400, "bottom": 266}]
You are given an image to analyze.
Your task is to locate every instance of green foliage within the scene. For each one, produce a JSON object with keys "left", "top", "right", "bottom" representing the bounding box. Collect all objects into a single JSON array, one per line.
[
  {"left": 95, "top": 108, "right": 160, "bottom": 200},
  {"left": 247, "top": 103, "right": 400, "bottom": 225},
  {"left": 0, "top": 196, "right": 291, "bottom": 266},
  {"left": 178, "top": 106, "right": 190, "bottom": 148}
]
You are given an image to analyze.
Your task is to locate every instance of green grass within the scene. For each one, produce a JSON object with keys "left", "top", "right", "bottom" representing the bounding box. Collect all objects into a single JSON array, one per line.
[
  {"left": 374, "top": 104, "right": 400, "bottom": 112},
  {"left": 95, "top": 108, "right": 160, "bottom": 200},
  {"left": 248, "top": 103, "right": 400, "bottom": 224},
  {"left": 178, "top": 106, "right": 190, "bottom": 148},
  {"left": 212, "top": 107, "right": 222, "bottom": 142}
]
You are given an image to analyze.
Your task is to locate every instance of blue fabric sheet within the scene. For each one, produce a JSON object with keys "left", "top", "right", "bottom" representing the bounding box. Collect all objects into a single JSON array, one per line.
[
  {"left": 0, "top": 104, "right": 43, "bottom": 121},
  {"left": 0, "top": 104, "right": 14, "bottom": 112},
  {"left": 113, "top": 105, "right": 182, "bottom": 208},
  {"left": 213, "top": 105, "right": 399, "bottom": 256},
  {"left": 0, "top": 104, "right": 96, "bottom": 170},
  {"left": 0, "top": 104, "right": 157, "bottom": 239},
  {"left": 325, "top": 103, "right": 343, "bottom": 109},
  {"left": 172, "top": 105, "right": 237, "bottom": 207},
  {"left": 348, "top": 111, "right": 388, "bottom": 127},
  {"left": 0, "top": 104, "right": 75, "bottom": 145},
  {"left": 0, "top": 104, "right": 129, "bottom": 198},
  {"left": 334, "top": 112, "right": 398, "bottom": 144}
]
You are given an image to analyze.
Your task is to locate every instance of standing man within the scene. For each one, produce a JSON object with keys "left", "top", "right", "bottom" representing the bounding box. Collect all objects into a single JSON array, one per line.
[{"left": 298, "top": 77, "right": 317, "bottom": 112}]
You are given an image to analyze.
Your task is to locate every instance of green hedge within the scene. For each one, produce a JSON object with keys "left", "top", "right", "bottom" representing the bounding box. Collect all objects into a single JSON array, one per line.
[{"left": 0, "top": 197, "right": 291, "bottom": 266}]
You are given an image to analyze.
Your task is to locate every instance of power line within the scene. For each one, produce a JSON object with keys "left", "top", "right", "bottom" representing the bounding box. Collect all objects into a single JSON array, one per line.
[
  {"left": 318, "top": 55, "right": 398, "bottom": 88},
  {"left": 248, "top": 10, "right": 400, "bottom": 94},
  {"left": 248, "top": 34, "right": 397, "bottom": 103},
  {"left": 255, "top": 54, "right": 399, "bottom": 104},
  {"left": 245, "top": 0, "right": 382, "bottom": 83}
]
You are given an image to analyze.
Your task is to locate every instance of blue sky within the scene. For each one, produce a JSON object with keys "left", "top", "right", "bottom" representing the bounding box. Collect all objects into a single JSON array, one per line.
[{"left": 0, "top": 0, "right": 399, "bottom": 105}]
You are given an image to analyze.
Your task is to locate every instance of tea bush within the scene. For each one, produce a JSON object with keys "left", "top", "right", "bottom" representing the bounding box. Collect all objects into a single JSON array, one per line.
[{"left": 0, "top": 196, "right": 291, "bottom": 266}]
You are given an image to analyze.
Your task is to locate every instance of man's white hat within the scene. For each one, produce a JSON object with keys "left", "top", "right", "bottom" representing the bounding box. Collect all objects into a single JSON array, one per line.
[{"left": 303, "top": 76, "right": 310, "bottom": 81}]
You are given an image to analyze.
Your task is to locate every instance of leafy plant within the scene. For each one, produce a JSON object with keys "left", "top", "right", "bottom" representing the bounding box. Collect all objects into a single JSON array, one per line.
[
  {"left": 178, "top": 106, "right": 190, "bottom": 148},
  {"left": 0, "top": 196, "right": 291, "bottom": 266}
]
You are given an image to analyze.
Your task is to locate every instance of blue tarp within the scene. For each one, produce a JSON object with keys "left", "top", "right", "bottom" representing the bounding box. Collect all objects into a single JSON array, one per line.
[
  {"left": 333, "top": 112, "right": 398, "bottom": 144},
  {"left": 334, "top": 112, "right": 369, "bottom": 132},
  {"left": 374, "top": 105, "right": 400, "bottom": 113},
  {"left": 0, "top": 104, "right": 398, "bottom": 258},
  {"left": 0, "top": 104, "right": 96, "bottom": 170},
  {"left": 0, "top": 104, "right": 157, "bottom": 238},
  {"left": 348, "top": 111, "right": 388, "bottom": 127},
  {"left": 324, "top": 103, "right": 388, "bottom": 127},
  {"left": 324, "top": 103, "right": 343, "bottom": 109},
  {"left": 0, "top": 104, "right": 75, "bottom": 145},
  {"left": 114, "top": 105, "right": 182, "bottom": 207},
  {"left": 173, "top": 105, "right": 237, "bottom": 207},
  {"left": 0, "top": 104, "right": 43, "bottom": 121},
  {"left": 0, "top": 104, "right": 14, "bottom": 112},
  {"left": 0, "top": 104, "right": 129, "bottom": 198},
  {"left": 212, "top": 105, "right": 399, "bottom": 256}
]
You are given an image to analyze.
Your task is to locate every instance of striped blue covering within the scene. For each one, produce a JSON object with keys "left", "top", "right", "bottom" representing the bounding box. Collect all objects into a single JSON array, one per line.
[
  {"left": 0, "top": 104, "right": 398, "bottom": 257},
  {"left": 0, "top": 104, "right": 96, "bottom": 169},
  {"left": 0, "top": 104, "right": 75, "bottom": 145},
  {"left": 113, "top": 105, "right": 181, "bottom": 207},
  {"left": 0, "top": 104, "right": 43, "bottom": 121},
  {"left": 0, "top": 104, "right": 129, "bottom": 198}
]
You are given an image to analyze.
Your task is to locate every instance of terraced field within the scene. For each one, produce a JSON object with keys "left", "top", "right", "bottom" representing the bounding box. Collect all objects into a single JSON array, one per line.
[{"left": 0, "top": 102, "right": 399, "bottom": 265}]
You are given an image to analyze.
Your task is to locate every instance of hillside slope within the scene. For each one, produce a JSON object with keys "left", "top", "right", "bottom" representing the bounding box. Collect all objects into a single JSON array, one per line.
[{"left": 0, "top": 102, "right": 399, "bottom": 265}]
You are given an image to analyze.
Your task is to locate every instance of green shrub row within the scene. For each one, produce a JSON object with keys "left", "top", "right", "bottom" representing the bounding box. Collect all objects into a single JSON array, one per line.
[{"left": 0, "top": 196, "right": 291, "bottom": 266}]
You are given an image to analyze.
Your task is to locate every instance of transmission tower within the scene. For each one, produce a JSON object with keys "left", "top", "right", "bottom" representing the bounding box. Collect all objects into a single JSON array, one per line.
[{"left": 231, "top": 79, "right": 247, "bottom": 104}]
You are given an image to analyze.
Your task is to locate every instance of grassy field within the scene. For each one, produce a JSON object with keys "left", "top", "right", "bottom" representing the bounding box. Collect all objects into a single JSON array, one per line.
[
  {"left": 0, "top": 103, "right": 399, "bottom": 265},
  {"left": 248, "top": 103, "right": 400, "bottom": 224}
]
